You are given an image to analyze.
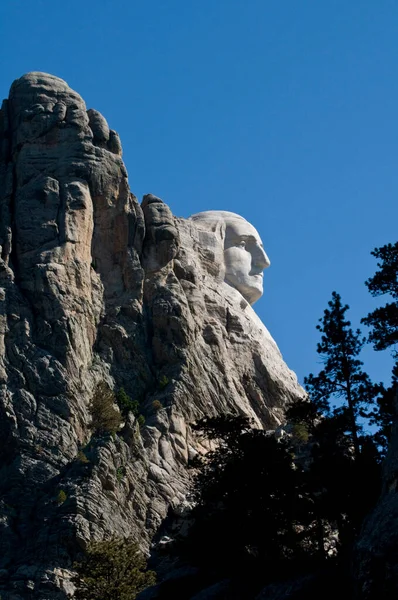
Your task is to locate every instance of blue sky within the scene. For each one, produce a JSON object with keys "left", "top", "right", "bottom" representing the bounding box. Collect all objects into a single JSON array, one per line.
[{"left": 1, "top": 0, "right": 397, "bottom": 387}]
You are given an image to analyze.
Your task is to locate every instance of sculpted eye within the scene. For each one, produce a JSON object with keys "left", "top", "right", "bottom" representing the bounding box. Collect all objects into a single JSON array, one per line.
[{"left": 239, "top": 240, "right": 246, "bottom": 248}]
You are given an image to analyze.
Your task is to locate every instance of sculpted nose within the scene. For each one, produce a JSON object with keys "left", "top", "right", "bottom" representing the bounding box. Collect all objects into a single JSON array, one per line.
[{"left": 255, "top": 246, "right": 270, "bottom": 270}]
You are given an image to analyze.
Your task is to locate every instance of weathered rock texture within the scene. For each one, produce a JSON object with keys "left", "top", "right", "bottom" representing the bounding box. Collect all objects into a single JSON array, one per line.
[{"left": 0, "top": 72, "right": 303, "bottom": 599}]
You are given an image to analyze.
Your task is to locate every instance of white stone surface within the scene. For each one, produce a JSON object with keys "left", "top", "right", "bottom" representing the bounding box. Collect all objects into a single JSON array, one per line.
[{"left": 190, "top": 210, "right": 270, "bottom": 305}]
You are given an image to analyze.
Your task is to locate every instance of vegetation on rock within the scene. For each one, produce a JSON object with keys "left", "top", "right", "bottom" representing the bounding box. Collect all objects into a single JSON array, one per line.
[
  {"left": 56, "top": 490, "right": 67, "bottom": 505},
  {"left": 158, "top": 375, "right": 169, "bottom": 389},
  {"left": 152, "top": 399, "right": 162, "bottom": 411},
  {"left": 116, "top": 466, "right": 126, "bottom": 482},
  {"left": 116, "top": 387, "right": 139, "bottom": 417},
  {"left": 89, "top": 382, "right": 122, "bottom": 437},
  {"left": 76, "top": 450, "right": 90, "bottom": 464},
  {"left": 73, "top": 538, "right": 156, "bottom": 600}
]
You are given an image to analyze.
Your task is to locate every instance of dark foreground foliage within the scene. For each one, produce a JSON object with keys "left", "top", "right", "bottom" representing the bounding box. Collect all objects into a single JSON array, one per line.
[
  {"left": 163, "top": 286, "right": 391, "bottom": 598},
  {"left": 170, "top": 409, "right": 380, "bottom": 597},
  {"left": 185, "top": 420, "right": 321, "bottom": 581}
]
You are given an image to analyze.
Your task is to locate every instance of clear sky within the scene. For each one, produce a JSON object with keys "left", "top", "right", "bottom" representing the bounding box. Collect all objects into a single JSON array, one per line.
[{"left": 1, "top": 0, "right": 397, "bottom": 387}]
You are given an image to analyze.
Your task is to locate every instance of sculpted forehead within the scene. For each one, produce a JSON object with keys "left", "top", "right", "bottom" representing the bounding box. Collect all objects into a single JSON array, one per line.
[
  {"left": 191, "top": 210, "right": 263, "bottom": 246},
  {"left": 191, "top": 210, "right": 259, "bottom": 234},
  {"left": 224, "top": 218, "right": 263, "bottom": 245}
]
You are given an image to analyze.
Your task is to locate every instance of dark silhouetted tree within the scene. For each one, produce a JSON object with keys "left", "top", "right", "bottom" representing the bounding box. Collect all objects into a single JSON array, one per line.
[
  {"left": 305, "top": 292, "right": 378, "bottom": 460},
  {"left": 287, "top": 293, "right": 382, "bottom": 553},
  {"left": 362, "top": 241, "right": 398, "bottom": 354},
  {"left": 177, "top": 415, "right": 379, "bottom": 595},
  {"left": 365, "top": 363, "right": 398, "bottom": 455},
  {"left": 178, "top": 416, "right": 325, "bottom": 593},
  {"left": 362, "top": 242, "right": 398, "bottom": 451}
]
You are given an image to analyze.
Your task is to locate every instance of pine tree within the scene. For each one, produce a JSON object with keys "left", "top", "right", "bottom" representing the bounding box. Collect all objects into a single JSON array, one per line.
[
  {"left": 116, "top": 387, "right": 139, "bottom": 417},
  {"left": 286, "top": 294, "right": 382, "bottom": 557},
  {"left": 89, "top": 382, "right": 122, "bottom": 437},
  {"left": 73, "top": 538, "right": 156, "bottom": 600},
  {"left": 368, "top": 363, "right": 398, "bottom": 453},
  {"left": 179, "top": 416, "right": 322, "bottom": 591},
  {"left": 305, "top": 292, "right": 377, "bottom": 460},
  {"left": 362, "top": 241, "right": 398, "bottom": 354},
  {"left": 362, "top": 242, "right": 398, "bottom": 449}
]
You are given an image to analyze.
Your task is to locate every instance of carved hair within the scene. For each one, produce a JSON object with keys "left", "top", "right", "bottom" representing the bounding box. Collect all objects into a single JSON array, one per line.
[{"left": 190, "top": 210, "right": 250, "bottom": 242}]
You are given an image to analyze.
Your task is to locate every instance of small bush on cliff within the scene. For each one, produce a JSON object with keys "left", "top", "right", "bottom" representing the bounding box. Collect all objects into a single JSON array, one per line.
[
  {"left": 292, "top": 422, "right": 309, "bottom": 443},
  {"left": 56, "top": 490, "right": 67, "bottom": 505},
  {"left": 73, "top": 538, "right": 156, "bottom": 600},
  {"left": 76, "top": 450, "right": 90, "bottom": 464},
  {"left": 116, "top": 387, "right": 139, "bottom": 417},
  {"left": 158, "top": 375, "right": 169, "bottom": 389},
  {"left": 89, "top": 382, "right": 122, "bottom": 437},
  {"left": 116, "top": 466, "right": 126, "bottom": 482}
]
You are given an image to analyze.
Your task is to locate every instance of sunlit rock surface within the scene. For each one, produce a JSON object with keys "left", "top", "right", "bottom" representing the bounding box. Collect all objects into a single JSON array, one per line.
[{"left": 0, "top": 72, "right": 304, "bottom": 599}]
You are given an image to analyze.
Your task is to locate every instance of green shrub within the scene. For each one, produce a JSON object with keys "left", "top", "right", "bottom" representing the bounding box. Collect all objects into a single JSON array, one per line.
[
  {"left": 292, "top": 422, "right": 309, "bottom": 443},
  {"left": 57, "top": 490, "right": 67, "bottom": 505},
  {"left": 158, "top": 375, "right": 169, "bottom": 389},
  {"left": 137, "top": 415, "right": 145, "bottom": 428},
  {"left": 116, "top": 466, "right": 126, "bottom": 482},
  {"left": 89, "top": 382, "right": 122, "bottom": 437},
  {"left": 77, "top": 450, "right": 90, "bottom": 464},
  {"left": 73, "top": 538, "right": 156, "bottom": 600},
  {"left": 116, "top": 387, "right": 139, "bottom": 417},
  {"left": 152, "top": 400, "right": 162, "bottom": 411}
]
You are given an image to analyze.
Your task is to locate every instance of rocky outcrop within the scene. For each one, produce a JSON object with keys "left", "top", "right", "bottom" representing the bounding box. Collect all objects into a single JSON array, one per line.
[{"left": 0, "top": 72, "right": 303, "bottom": 599}]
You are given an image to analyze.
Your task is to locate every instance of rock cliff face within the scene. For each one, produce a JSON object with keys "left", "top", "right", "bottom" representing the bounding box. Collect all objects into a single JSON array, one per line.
[{"left": 0, "top": 72, "right": 303, "bottom": 599}]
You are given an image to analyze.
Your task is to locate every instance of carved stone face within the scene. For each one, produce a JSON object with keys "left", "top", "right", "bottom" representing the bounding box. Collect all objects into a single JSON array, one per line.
[{"left": 190, "top": 211, "right": 270, "bottom": 304}]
